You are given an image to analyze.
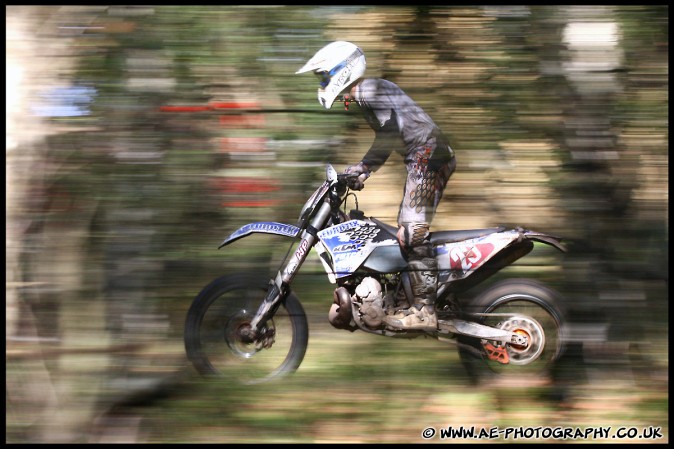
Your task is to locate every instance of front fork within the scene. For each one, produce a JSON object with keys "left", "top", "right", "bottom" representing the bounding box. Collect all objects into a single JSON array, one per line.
[{"left": 245, "top": 201, "right": 333, "bottom": 338}]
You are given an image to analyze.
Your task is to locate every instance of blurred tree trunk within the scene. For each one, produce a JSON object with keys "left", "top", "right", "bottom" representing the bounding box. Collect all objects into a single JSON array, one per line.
[
  {"left": 533, "top": 6, "right": 626, "bottom": 317},
  {"left": 6, "top": 6, "right": 63, "bottom": 441},
  {"left": 532, "top": 5, "right": 668, "bottom": 340}
]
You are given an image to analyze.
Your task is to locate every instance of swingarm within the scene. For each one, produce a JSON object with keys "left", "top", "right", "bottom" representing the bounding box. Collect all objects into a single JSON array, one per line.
[{"left": 438, "top": 315, "right": 531, "bottom": 346}]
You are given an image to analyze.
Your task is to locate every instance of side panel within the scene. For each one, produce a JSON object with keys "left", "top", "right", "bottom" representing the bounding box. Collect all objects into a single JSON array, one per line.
[
  {"left": 362, "top": 245, "right": 408, "bottom": 273},
  {"left": 435, "top": 228, "right": 564, "bottom": 282},
  {"left": 435, "top": 231, "right": 519, "bottom": 281},
  {"left": 219, "top": 221, "right": 300, "bottom": 248}
]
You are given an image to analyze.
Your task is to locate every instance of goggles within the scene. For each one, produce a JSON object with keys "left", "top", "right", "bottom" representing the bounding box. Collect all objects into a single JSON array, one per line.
[
  {"left": 314, "top": 60, "right": 348, "bottom": 88},
  {"left": 314, "top": 71, "right": 331, "bottom": 88}
]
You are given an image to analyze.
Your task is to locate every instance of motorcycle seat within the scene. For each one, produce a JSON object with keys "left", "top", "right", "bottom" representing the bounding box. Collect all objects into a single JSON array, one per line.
[
  {"left": 429, "top": 227, "right": 506, "bottom": 244},
  {"left": 370, "top": 218, "right": 505, "bottom": 245}
]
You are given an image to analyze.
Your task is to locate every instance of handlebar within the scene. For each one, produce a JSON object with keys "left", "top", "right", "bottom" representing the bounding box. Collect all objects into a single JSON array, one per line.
[
  {"left": 337, "top": 172, "right": 360, "bottom": 183},
  {"left": 337, "top": 171, "right": 367, "bottom": 193}
]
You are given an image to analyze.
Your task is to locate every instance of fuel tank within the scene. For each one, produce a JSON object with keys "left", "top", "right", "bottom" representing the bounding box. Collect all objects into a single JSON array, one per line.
[{"left": 317, "top": 219, "right": 406, "bottom": 278}]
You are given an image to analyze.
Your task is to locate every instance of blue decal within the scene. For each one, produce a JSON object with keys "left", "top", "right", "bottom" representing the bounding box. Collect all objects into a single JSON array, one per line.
[{"left": 319, "top": 220, "right": 364, "bottom": 238}]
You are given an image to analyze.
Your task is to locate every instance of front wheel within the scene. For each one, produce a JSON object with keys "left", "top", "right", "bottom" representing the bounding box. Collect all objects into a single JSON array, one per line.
[
  {"left": 458, "top": 279, "right": 566, "bottom": 383},
  {"left": 184, "top": 274, "right": 309, "bottom": 384}
]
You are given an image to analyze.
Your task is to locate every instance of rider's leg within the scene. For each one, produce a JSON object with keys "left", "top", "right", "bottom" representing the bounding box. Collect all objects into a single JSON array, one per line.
[
  {"left": 384, "top": 223, "right": 438, "bottom": 330},
  {"left": 384, "top": 151, "right": 455, "bottom": 331}
]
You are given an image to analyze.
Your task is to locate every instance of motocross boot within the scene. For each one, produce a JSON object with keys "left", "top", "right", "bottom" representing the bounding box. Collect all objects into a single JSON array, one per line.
[
  {"left": 385, "top": 258, "right": 438, "bottom": 331},
  {"left": 392, "top": 280, "right": 411, "bottom": 313}
]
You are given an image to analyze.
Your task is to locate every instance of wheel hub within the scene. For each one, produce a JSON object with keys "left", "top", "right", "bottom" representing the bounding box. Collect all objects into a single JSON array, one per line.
[
  {"left": 224, "top": 311, "right": 276, "bottom": 358},
  {"left": 493, "top": 315, "right": 545, "bottom": 365}
]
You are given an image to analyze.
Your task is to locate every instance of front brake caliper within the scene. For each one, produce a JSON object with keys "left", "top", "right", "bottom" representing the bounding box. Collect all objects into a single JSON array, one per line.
[{"left": 255, "top": 323, "right": 276, "bottom": 350}]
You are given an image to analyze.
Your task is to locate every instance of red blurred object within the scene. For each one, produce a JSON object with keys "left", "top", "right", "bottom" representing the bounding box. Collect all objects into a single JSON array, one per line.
[
  {"left": 161, "top": 100, "right": 276, "bottom": 207},
  {"left": 209, "top": 176, "right": 280, "bottom": 208}
]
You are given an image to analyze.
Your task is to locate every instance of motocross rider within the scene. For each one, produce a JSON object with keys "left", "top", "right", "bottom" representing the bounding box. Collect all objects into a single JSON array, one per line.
[{"left": 296, "top": 41, "right": 456, "bottom": 331}]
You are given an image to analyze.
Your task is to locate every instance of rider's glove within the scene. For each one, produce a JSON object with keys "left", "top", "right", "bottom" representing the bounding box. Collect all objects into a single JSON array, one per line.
[{"left": 343, "top": 162, "right": 371, "bottom": 191}]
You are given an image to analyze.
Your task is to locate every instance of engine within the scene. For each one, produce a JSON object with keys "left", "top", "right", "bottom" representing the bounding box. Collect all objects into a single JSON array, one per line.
[
  {"left": 355, "top": 277, "right": 385, "bottom": 328},
  {"left": 329, "top": 276, "right": 393, "bottom": 330}
]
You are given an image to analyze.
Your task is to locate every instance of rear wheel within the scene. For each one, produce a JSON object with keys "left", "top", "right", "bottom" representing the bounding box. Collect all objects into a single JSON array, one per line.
[
  {"left": 184, "top": 274, "right": 309, "bottom": 384},
  {"left": 458, "top": 279, "right": 566, "bottom": 383}
]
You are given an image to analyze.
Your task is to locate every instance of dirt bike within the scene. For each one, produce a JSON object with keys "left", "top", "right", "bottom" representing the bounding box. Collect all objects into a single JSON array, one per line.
[{"left": 184, "top": 164, "right": 568, "bottom": 385}]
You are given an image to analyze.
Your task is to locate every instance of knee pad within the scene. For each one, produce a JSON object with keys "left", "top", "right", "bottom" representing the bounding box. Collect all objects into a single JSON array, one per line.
[{"left": 397, "top": 222, "right": 430, "bottom": 254}]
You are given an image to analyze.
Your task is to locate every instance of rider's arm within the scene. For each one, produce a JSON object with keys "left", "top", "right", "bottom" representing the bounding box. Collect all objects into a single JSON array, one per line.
[{"left": 359, "top": 109, "right": 402, "bottom": 173}]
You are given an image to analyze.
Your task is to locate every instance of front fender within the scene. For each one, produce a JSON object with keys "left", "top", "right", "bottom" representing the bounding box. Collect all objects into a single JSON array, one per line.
[{"left": 218, "top": 222, "right": 301, "bottom": 248}]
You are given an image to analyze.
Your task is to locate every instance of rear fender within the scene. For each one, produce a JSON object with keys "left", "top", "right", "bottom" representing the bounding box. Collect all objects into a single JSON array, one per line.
[
  {"left": 520, "top": 229, "right": 567, "bottom": 253},
  {"left": 218, "top": 222, "right": 300, "bottom": 248}
]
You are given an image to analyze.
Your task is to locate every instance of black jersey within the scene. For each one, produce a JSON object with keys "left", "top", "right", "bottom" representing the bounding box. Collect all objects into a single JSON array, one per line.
[{"left": 352, "top": 78, "right": 454, "bottom": 170}]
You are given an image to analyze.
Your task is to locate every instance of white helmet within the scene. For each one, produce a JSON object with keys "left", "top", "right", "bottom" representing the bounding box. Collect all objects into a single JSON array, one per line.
[{"left": 296, "top": 41, "right": 366, "bottom": 109}]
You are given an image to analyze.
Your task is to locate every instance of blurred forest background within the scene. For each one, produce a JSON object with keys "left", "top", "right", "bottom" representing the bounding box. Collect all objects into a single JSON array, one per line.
[{"left": 6, "top": 5, "right": 668, "bottom": 443}]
